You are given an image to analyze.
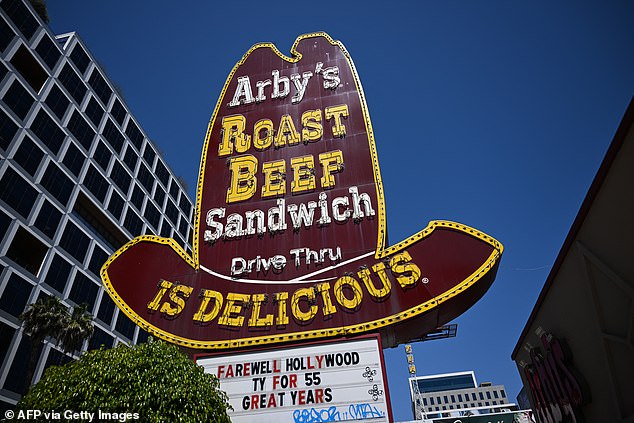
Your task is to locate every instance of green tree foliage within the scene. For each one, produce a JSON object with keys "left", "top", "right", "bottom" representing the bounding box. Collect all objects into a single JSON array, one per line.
[
  {"left": 17, "top": 340, "right": 232, "bottom": 423},
  {"left": 20, "top": 296, "right": 69, "bottom": 386},
  {"left": 20, "top": 297, "right": 94, "bottom": 387},
  {"left": 58, "top": 303, "right": 94, "bottom": 355}
]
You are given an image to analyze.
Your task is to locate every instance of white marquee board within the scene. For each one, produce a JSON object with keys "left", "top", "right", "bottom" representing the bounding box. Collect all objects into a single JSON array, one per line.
[{"left": 196, "top": 336, "right": 390, "bottom": 423}]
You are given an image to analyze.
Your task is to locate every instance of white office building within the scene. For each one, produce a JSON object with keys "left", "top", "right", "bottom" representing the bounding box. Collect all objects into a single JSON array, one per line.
[
  {"left": 409, "top": 371, "right": 516, "bottom": 420},
  {"left": 0, "top": 0, "right": 193, "bottom": 411}
]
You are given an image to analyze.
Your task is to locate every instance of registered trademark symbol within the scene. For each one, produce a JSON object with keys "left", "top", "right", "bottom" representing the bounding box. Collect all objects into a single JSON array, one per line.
[{"left": 422, "top": 277, "right": 429, "bottom": 284}]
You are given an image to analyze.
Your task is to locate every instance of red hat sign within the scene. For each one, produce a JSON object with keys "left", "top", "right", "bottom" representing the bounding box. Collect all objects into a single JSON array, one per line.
[{"left": 101, "top": 32, "right": 503, "bottom": 350}]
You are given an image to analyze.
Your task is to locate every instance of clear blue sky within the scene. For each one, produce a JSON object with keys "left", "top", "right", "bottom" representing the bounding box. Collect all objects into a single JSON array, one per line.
[{"left": 47, "top": 1, "right": 634, "bottom": 421}]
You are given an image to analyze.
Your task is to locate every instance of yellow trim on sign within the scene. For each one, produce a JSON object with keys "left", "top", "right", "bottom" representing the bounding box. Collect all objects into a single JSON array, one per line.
[
  {"left": 100, "top": 32, "right": 504, "bottom": 350},
  {"left": 101, "top": 220, "right": 503, "bottom": 350}
]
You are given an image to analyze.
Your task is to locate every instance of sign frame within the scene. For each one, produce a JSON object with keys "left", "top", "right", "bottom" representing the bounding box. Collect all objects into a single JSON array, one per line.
[{"left": 194, "top": 334, "right": 394, "bottom": 423}]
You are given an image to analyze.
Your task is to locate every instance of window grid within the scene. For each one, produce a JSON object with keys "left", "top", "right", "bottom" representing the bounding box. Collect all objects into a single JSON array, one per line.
[{"left": 0, "top": 23, "right": 197, "bottom": 401}]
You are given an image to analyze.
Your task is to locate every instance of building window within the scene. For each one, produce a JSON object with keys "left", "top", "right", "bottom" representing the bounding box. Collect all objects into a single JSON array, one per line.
[
  {"left": 92, "top": 140, "right": 111, "bottom": 172},
  {"left": 62, "top": 141, "right": 85, "bottom": 177},
  {"left": 429, "top": 397, "right": 434, "bottom": 405},
  {"left": 4, "top": 334, "right": 37, "bottom": 395},
  {"left": 35, "top": 35, "right": 60, "bottom": 70},
  {"left": 73, "top": 192, "right": 127, "bottom": 251},
  {"left": 0, "top": 167, "right": 38, "bottom": 219},
  {"left": 130, "top": 184, "right": 144, "bottom": 211},
  {"left": 30, "top": 109, "right": 65, "bottom": 155},
  {"left": 450, "top": 395, "right": 455, "bottom": 402},
  {"left": 58, "top": 63, "right": 86, "bottom": 104},
  {"left": 97, "top": 295, "right": 115, "bottom": 326},
  {"left": 493, "top": 390, "right": 499, "bottom": 399},
  {"left": 500, "top": 389, "right": 506, "bottom": 398},
  {"left": 0, "top": 108, "right": 19, "bottom": 150},
  {"left": 479, "top": 392, "right": 484, "bottom": 400},
  {"left": 137, "top": 163, "right": 153, "bottom": 192},
  {"left": 59, "top": 221, "right": 90, "bottom": 264},
  {"left": 178, "top": 215, "right": 189, "bottom": 240},
  {"left": 45, "top": 84, "right": 70, "bottom": 120},
  {"left": 84, "top": 96, "right": 104, "bottom": 127},
  {"left": 159, "top": 222, "right": 171, "bottom": 238},
  {"left": 67, "top": 110, "right": 95, "bottom": 150},
  {"left": 136, "top": 330, "right": 149, "bottom": 344},
  {"left": 10, "top": 44, "right": 48, "bottom": 92},
  {"left": 0, "top": 321, "right": 16, "bottom": 367},
  {"left": 83, "top": 165, "right": 109, "bottom": 203},
  {"left": 0, "top": 208, "right": 11, "bottom": 240},
  {"left": 88, "top": 326, "right": 114, "bottom": 350},
  {"left": 6, "top": 226, "right": 48, "bottom": 276},
  {"left": 44, "top": 348, "right": 72, "bottom": 372},
  {"left": 110, "top": 97, "right": 126, "bottom": 126},
  {"left": 102, "top": 118, "right": 124, "bottom": 153},
  {"left": 486, "top": 391, "right": 491, "bottom": 400},
  {"left": 165, "top": 199, "right": 178, "bottom": 225},
  {"left": 123, "top": 145, "right": 138, "bottom": 171},
  {"left": 115, "top": 313, "right": 136, "bottom": 340},
  {"left": 179, "top": 195, "right": 192, "bottom": 217},
  {"left": 0, "top": 16, "right": 15, "bottom": 52},
  {"left": 172, "top": 233, "right": 183, "bottom": 249},
  {"left": 107, "top": 191, "right": 124, "bottom": 219},
  {"left": 154, "top": 186, "right": 165, "bottom": 208},
  {"left": 423, "top": 397, "right": 427, "bottom": 406},
  {"left": 41, "top": 162, "right": 73, "bottom": 207},
  {"left": 34, "top": 199, "right": 62, "bottom": 239},
  {"left": 0, "top": 273, "right": 32, "bottom": 318},
  {"left": 123, "top": 210, "right": 143, "bottom": 236},
  {"left": 0, "top": 59, "right": 6, "bottom": 81},
  {"left": 124, "top": 119, "right": 143, "bottom": 150},
  {"left": 88, "top": 246, "right": 109, "bottom": 276},
  {"left": 1, "top": 0, "right": 38, "bottom": 40},
  {"left": 13, "top": 135, "right": 44, "bottom": 176},
  {"left": 110, "top": 161, "right": 131, "bottom": 194},
  {"left": 144, "top": 201, "right": 160, "bottom": 232},
  {"left": 3, "top": 79, "right": 34, "bottom": 120},
  {"left": 88, "top": 69, "right": 112, "bottom": 106},
  {"left": 142, "top": 143, "right": 156, "bottom": 166},
  {"left": 169, "top": 178, "right": 180, "bottom": 200},
  {"left": 471, "top": 393, "right": 477, "bottom": 401},
  {"left": 69, "top": 43, "right": 90, "bottom": 75},
  {"left": 68, "top": 271, "right": 98, "bottom": 310},
  {"left": 44, "top": 253, "right": 72, "bottom": 293},
  {"left": 155, "top": 160, "right": 169, "bottom": 187}
]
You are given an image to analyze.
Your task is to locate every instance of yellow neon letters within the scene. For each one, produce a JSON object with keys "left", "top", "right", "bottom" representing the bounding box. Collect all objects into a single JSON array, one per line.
[
  {"left": 144, "top": 253, "right": 421, "bottom": 331},
  {"left": 290, "top": 155, "right": 316, "bottom": 194},
  {"left": 217, "top": 105, "right": 346, "bottom": 158},
  {"left": 226, "top": 155, "right": 258, "bottom": 203}
]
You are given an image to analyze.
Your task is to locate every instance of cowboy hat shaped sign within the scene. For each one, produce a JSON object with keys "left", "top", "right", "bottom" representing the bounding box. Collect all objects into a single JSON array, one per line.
[{"left": 101, "top": 32, "right": 503, "bottom": 350}]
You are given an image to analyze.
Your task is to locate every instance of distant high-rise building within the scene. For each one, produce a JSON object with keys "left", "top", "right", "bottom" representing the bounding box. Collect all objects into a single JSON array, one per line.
[
  {"left": 409, "top": 371, "right": 516, "bottom": 420},
  {"left": 0, "top": 0, "right": 194, "bottom": 411}
]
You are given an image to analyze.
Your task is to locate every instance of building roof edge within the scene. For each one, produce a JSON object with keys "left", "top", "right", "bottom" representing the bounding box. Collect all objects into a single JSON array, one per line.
[{"left": 511, "top": 95, "right": 634, "bottom": 359}]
